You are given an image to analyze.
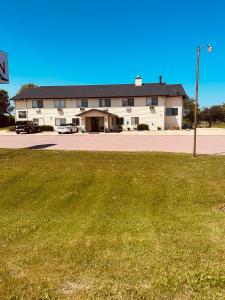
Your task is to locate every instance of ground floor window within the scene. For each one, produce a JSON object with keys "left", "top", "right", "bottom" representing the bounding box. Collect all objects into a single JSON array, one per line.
[
  {"left": 166, "top": 108, "right": 178, "bottom": 116},
  {"left": 55, "top": 118, "right": 66, "bottom": 126},
  {"left": 18, "top": 111, "right": 27, "bottom": 118},
  {"left": 33, "top": 118, "right": 39, "bottom": 125},
  {"left": 131, "top": 117, "right": 139, "bottom": 125},
  {"left": 114, "top": 117, "right": 124, "bottom": 125},
  {"left": 72, "top": 118, "right": 80, "bottom": 126},
  {"left": 112, "top": 117, "right": 124, "bottom": 125}
]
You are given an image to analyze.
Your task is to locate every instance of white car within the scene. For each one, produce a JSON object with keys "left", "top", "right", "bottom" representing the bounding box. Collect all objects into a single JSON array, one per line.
[{"left": 57, "top": 123, "right": 79, "bottom": 134}]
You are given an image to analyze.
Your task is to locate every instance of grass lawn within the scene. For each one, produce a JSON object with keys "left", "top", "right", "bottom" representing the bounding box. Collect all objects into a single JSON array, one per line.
[
  {"left": 1, "top": 150, "right": 225, "bottom": 299},
  {"left": 0, "top": 126, "right": 15, "bottom": 131},
  {"left": 212, "top": 122, "right": 225, "bottom": 128}
]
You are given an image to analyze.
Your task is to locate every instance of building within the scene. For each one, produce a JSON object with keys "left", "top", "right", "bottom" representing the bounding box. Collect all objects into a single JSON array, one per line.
[{"left": 13, "top": 76, "right": 187, "bottom": 132}]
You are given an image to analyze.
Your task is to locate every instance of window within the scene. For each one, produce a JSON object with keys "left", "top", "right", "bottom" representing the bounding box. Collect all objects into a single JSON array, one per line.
[
  {"left": 54, "top": 100, "right": 65, "bottom": 108},
  {"left": 166, "top": 108, "right": 178, "bottom": 116},
  {"left": 112, "top": 117, "right": 124, "bottom": 125},
  {"left": 72, "top": 118, "right": 80, "bottom": 126},
  {"left": 131, "top": 117, "right": 139, "bottom": 125},
  {"left": 32, "top": 99, "right": 43, "bottom": 108},
  {"left": 33, "top": 118, "right": 39, "bottom": 125},
  {"left": 18, "top": 111, "right": 27, "bottom": 118},
  {"left": 122, "top": 98, "right": 134, "bottom": 106},
  {"left": 117, "top": 117, "right": 124, "bottom": 125},
  {"left": 146, "top": 97, "right": 158, "bottom": 106},
  {"left": 99, "top": 99, "right": 111, "bottom": 107},
  {"left": 55, "top": 118, "right": 66, "bottom": 126},
  {"left": 77, "top": 99, "right": 88, "bottom": 108}
]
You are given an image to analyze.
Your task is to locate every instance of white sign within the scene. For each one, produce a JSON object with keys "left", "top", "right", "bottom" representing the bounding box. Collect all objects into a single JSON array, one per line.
[{"left": 0, "top": 50, "right": 9, "bottom": 84}]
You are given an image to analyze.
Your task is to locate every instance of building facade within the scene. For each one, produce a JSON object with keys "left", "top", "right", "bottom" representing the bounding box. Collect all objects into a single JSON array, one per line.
[{"left": 13, "top": 77, "right": 187, "bottom": 132}]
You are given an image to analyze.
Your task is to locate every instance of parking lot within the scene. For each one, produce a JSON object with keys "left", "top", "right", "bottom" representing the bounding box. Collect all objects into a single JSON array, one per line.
[{"left": 1, "top": 129, "right": 225, "bottom": 154}]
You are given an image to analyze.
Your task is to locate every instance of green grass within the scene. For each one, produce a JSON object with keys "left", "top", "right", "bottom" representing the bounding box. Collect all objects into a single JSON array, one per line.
[
  {"left": 1, "top": 150, "right": 225, "bottom": 299},
  {"left": 0, "top": 126, "right": 15, "bottom": 131},
  {"left": 212, "top": 122, "right": 225, "bottom": 128}
]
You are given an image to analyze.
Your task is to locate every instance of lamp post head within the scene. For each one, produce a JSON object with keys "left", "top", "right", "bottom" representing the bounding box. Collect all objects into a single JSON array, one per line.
[{"left": 208, "top": 44, "right": 213, "bottom": 52}]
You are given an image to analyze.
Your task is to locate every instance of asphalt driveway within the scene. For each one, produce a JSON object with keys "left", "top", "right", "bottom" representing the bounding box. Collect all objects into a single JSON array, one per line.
[{"left": 1, "top": 133, "right": 225, "bottom": 154}]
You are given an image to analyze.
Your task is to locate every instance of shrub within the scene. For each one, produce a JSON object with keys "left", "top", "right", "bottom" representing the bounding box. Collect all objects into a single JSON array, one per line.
[
  {"left": 40, "top": 125, "right": 54, "bottom": 132},
  {"left": 169, "top": 125, "right": 180, "bottom": 130},
  {"left": 9, "top": 126, "right": 15, "bottom": 131},
  {"left": 0, "top": 115, "right": 15, "bottom": 128},
  {"left": 137, "top": 124, "right": 149, "bottom": 131}
]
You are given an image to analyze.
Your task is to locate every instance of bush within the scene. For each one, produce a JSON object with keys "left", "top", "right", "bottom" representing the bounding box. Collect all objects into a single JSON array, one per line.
[
  {"left": 169, "top": 125, "right": 180, "bottom": 130},
  {"left": 137, "top": 124, "right": 149, "bottom": 131},
  {"left": 40, "top": 125, "right": 54, "bottom": 132},
  {"left": 9, "top": 126, "right": 15, "bottom": 131},
  {"left": 0, "top": 115, "right": 15, "bottom": 128}
]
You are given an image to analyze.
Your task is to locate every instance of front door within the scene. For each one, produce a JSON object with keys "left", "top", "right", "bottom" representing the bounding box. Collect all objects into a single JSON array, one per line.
[{"left": 91, "top": 117, "right": 99, "bottom": 132}]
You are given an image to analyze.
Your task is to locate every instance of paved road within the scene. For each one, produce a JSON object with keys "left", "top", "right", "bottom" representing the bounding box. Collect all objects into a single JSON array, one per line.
[{"left": 0, "top": 133, "right": 225, "bottom": 154}]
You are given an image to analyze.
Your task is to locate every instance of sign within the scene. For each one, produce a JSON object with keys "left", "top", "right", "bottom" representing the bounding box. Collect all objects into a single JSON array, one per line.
[{"left": 0, "top": 50, "right": 9, "bottom": 84}]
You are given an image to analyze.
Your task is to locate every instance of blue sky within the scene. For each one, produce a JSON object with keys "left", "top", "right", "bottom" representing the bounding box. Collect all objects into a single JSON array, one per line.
[{"left": 1, "top": 0, "right": 225, "bottom": 106}]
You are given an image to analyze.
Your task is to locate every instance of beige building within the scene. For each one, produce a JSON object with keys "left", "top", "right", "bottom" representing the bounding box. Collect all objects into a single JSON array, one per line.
[{"left": 13, "top": 76, "right": 187, "bottom": 132}]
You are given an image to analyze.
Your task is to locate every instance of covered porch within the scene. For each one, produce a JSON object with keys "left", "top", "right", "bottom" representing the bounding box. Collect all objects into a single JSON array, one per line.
[{"left": 76, "top": 109, "right": 118, "bottom": 132}]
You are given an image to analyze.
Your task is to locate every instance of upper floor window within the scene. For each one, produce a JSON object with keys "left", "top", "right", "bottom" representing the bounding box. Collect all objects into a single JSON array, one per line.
[
  {"left": 99, "top": 99, "right": 111, "bottom": 107},
  {"left": 77, "top": 99, "right": 88, "bottom": 108},
  {"left": 54, "top": 100, "right": 65, "bottom": 109},
  {"left": 166, "top": 108, "right": 178, "bottom": 116},
  {"left": 32, "top": 99, "right": 43, "bottom": 108},
  {"left": 18, "top": 111, "right": 27, "bottom": 118},
  {"left": 146, "top": 97, "right": 158, "bottom": 106},
  {"left": 122, "top": 98, "right": 134, "bottom": 107}
]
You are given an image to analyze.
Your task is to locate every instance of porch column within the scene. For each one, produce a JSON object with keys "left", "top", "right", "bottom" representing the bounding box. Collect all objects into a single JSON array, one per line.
[
  {"left": 104, "top": 116, "right": 109, "bottom": 132},
  {"left": 81, "top": 117, "right": 85, "bottom": 131}
]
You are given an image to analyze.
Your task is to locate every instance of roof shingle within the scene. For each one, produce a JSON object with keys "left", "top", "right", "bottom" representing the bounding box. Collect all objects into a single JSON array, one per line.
[{"left": 12, "top": 83, "right": 187, "bottom": 100}]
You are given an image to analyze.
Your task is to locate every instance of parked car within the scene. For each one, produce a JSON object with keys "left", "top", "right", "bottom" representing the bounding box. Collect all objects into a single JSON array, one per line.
[
  {"left": 57, "top": 123, "right": 79, "bottom": 134},
  {"left": 15, "top": 121, "right": 40, "bottom": 134}
]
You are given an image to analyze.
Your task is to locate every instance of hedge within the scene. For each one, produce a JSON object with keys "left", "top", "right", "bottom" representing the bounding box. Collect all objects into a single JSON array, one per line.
[
  {"left": 137, "top": 124, "right": 149, "bottom": 131},
  {"left": 40, "top": 125, "right": 54, "bottom": 131}
]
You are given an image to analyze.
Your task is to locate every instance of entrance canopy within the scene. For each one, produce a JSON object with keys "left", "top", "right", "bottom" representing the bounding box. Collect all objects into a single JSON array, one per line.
[
  {"left": 76, "top": 109, "right": 118, "bottom": 132},
  {"left": 76, "top": 108, "right": 117, "bottom": 118}
]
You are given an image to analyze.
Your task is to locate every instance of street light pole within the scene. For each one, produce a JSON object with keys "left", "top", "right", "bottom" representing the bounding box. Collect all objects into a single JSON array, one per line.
[
  {"left": 193, "top": 47, "right": 200, "bottom": 157},
  {"left": 193, "top": 44, "right": 212, "bottom": 157}
]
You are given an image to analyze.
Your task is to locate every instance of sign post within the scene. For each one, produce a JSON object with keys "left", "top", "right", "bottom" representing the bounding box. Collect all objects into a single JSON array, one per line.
[{"left": 0, "top": 50, "right": 9, "bottom": 84}]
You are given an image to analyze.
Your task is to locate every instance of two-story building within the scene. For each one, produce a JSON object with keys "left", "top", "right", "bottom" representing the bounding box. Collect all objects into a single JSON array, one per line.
[{"left": 12, "top": 76, "right": 187, "bottom": 132}]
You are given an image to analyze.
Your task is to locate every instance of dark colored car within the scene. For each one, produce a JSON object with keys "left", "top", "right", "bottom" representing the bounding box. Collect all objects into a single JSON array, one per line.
[
  {"left": 15, "top": 121, "right": 40, "bottom": 134},
  {"left": 182, "top": 123, "right": 193, "bottom": 129}
]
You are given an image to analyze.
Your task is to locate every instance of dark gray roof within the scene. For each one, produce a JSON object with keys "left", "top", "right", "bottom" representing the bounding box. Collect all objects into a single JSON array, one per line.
[{"left": 12, "top": 83, "right": 187, "bottom": 100}]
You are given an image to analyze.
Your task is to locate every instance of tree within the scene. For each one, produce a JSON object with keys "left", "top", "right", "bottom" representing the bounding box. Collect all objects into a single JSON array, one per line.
[
  {"left": 200, "top": 105, "right": 225, "bottom": 127},
  {"left": 183, "top": 97, "right": 199, "bottom": 127},
  {"left": 0, "top": 89, "right": 13, "bottom": 115},
  {"left": 18, "top": 83, "right": 38, "bottom": 94}
]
